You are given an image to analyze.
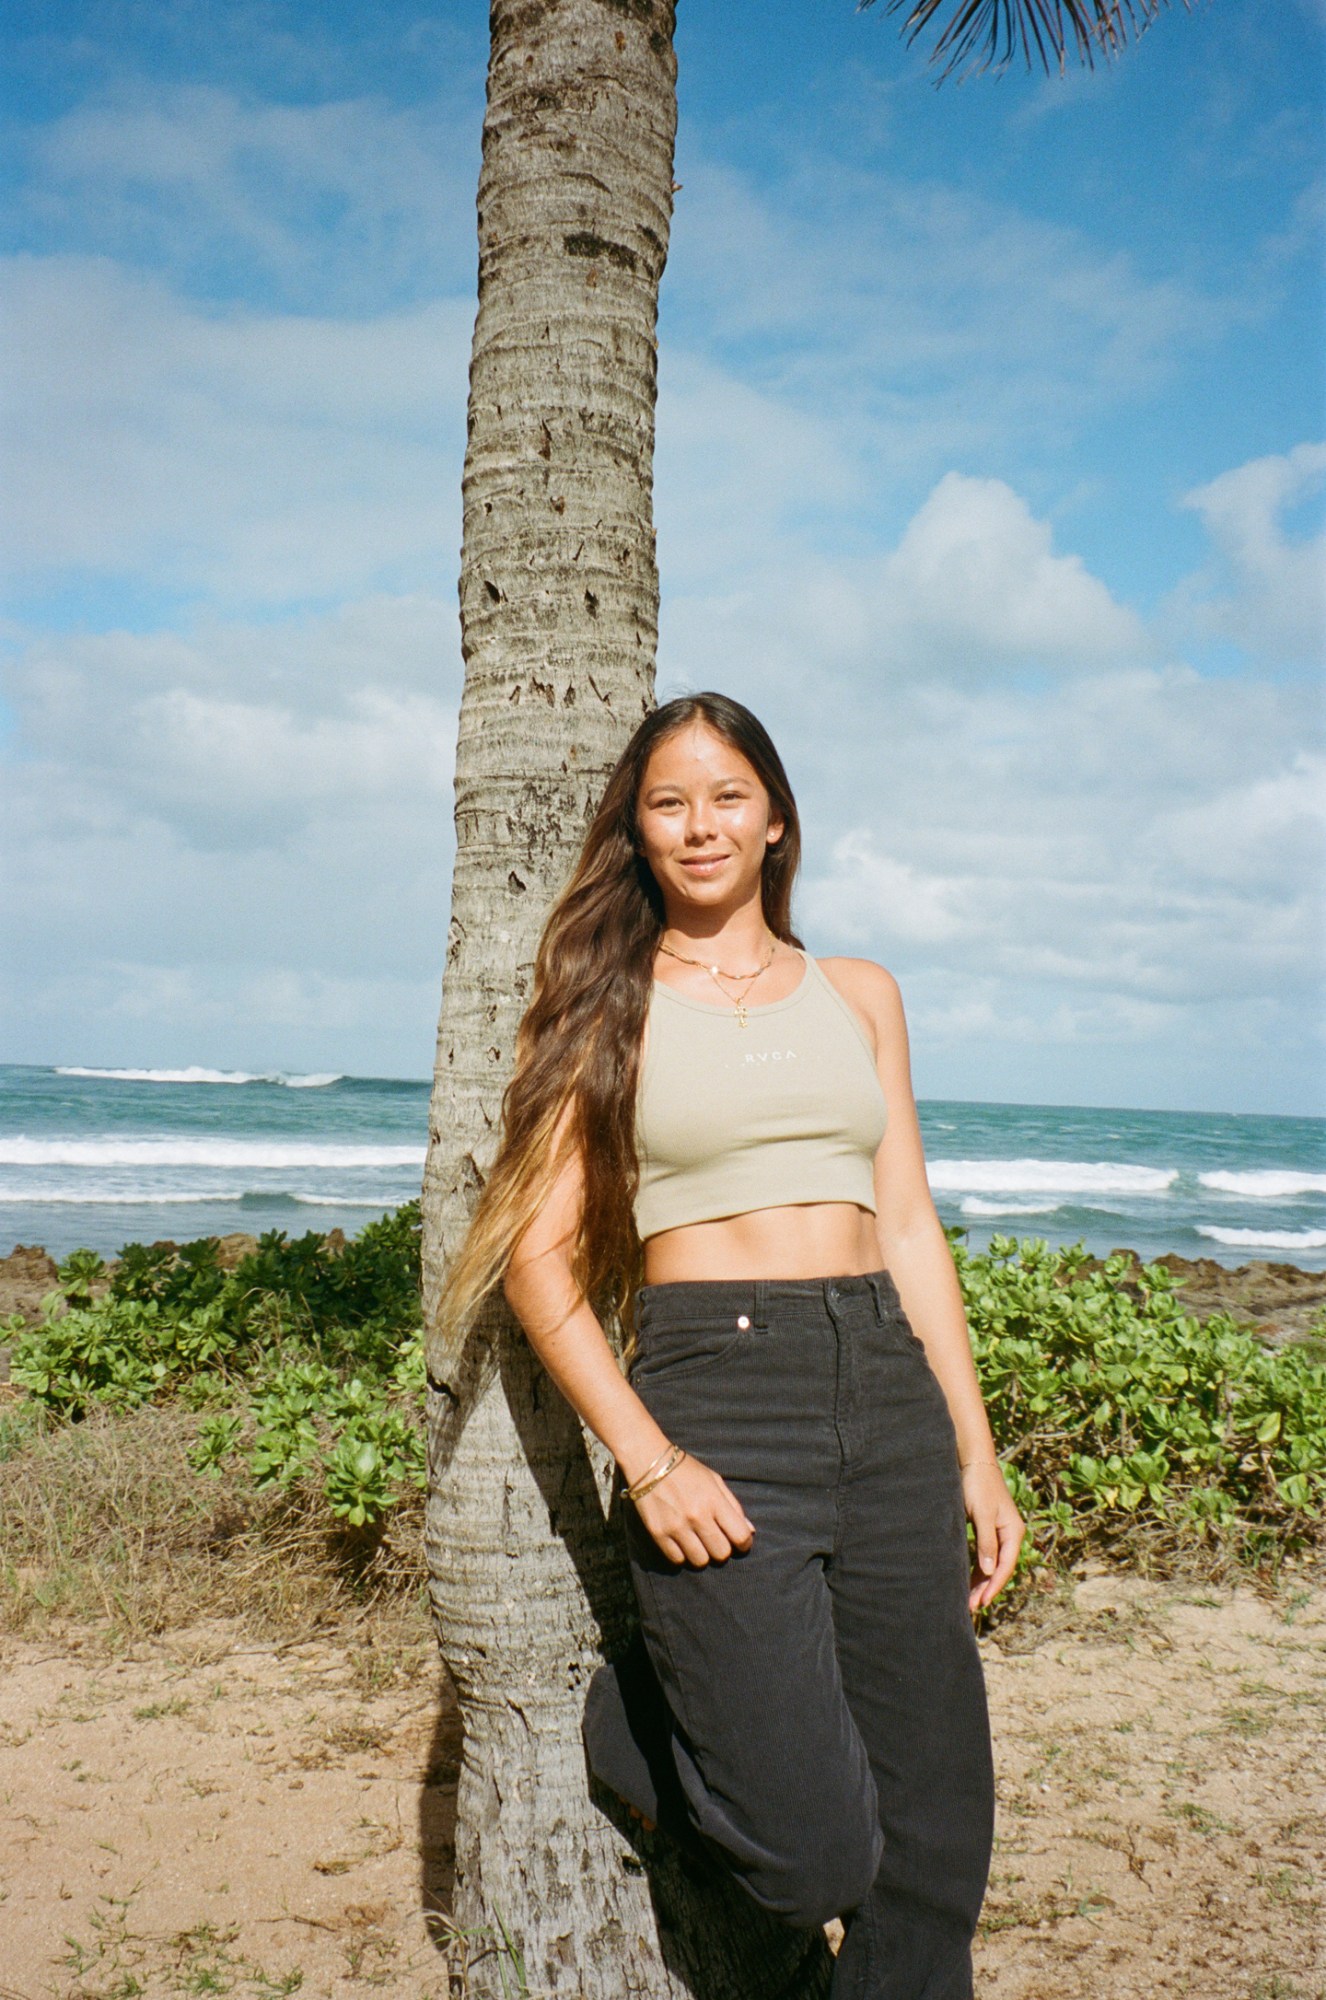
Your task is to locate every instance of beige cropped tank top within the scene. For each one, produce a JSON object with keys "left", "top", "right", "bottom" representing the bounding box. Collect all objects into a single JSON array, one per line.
[{"left": 633, "top": 949, "right": 888, "bottom": 1240}]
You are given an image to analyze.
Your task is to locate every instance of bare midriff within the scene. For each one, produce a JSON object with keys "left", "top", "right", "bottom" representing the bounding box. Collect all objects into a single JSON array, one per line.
[{"left": 641, "top": 1200, "right": 884, "bottom": 1286}]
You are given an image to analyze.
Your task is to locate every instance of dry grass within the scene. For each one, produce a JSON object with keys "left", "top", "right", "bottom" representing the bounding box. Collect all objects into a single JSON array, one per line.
[
  {"left": 1, "top": 1386, "right": 1313, "bottom": 1661},
  {"left": 0, "top": 1398, "right": 427, "bottom": 1649}
]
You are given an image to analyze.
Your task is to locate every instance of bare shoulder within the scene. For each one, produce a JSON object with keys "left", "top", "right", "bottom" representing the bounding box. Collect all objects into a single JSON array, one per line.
[
  {"left": 812, "top": 955, "right": 907, "bottom": 1054},
  {"left": 814, "top": 954, "right": 903, "bottom": 1016}
]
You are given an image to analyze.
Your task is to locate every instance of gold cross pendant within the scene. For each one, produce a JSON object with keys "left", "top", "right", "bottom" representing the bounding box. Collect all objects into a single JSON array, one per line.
[{"left": 735, "top": 1001, "right": 748, "bottom": 1028}]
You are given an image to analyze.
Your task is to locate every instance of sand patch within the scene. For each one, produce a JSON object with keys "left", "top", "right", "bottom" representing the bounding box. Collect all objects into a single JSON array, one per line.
[
  {"left": 977, "top": 1571, "right": 1324, "bottom": 1999},
  {"left": 0, "top": 1619, "right": 458, "bottom": 1998},
  {"left": 1, "top": 1574, "right": 1321, "bottom": 1997}
]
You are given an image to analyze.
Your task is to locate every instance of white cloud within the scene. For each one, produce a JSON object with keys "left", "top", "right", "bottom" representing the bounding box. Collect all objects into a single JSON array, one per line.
[
  {"left": 796, "top": 658, "right": 1321, "bottom": 1023},
  {"left": 876, "top": 472, "right": 1146, "bottom": 663},
  {"left": 0, "top": 256, "right": 471, "bottom": 604},
  {"left": 5, "top": 594, "right": 459, "bottom": 840},
  {"left": 0, "top": 595, "right": 460, "bottom": 1068},
  {"left": 660, "top": 465, "right": 1147, "bottom": 706},
  {"left": 1153, "top": 751, "right": 1326, "bottom": 891},
  {"left": 133, "top": 685, "right": 455, "bottom": 822},
  {"left": 666, "top": 152, "right": 1229, "bottom": 455},
  {"left": 804, "top": 830, "right": 968, "bottom": 945},
  {"left": 3, "top": 958, "right": 443, "bottom": 1075},
  {"left": 659, "top": 461, "right": 1320, "bottom": 1089},
  {"left": 21, "top": 81, "right": 481, "bottom": 311},
  {"left": 1177, "top": 442, "right": 1326, "bottom": 664},
  {"left": 655, "top": 349, "right": 867, "bottom": 576}
]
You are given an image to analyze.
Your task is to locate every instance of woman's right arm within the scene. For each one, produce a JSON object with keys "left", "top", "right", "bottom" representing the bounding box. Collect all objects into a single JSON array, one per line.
[{"left": 501, "top": 1112, "right": 755, "bottom": 1569}]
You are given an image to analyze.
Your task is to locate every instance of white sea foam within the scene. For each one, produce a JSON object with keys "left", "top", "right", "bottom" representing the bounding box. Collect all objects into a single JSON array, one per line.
[
  {"left": 960, "top": 1198, "right": 1062, "bottom": 1217},
  {"left": 1199, "top": 1170, "right": 1326, "bottom": 1198},
  {"left": 286, "top": 1194, "right": 411, "bottom": 1207},
  {"left": 0, "top": 1188, "right": 408, "bottom": 1207},
  {"left": 1197, "top": 1226, "right": 1326, "bottom": 1251},
  {"left": 54, "top": 1067, "right": 343, "bottom": 1088},
  {"left": 928, "top": 1158, "right": 1177, "bottom": 1196},
  {"left": 0, "top": 1139, "right": 423, "bottom": 1168},
  {"left": 0, "top": 1190, "right": 235, "bottom": 1205}
]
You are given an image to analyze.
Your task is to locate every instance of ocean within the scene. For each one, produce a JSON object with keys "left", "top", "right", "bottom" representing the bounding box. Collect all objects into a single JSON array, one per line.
[{"left": 1, "top": 1063, "right": 1323, "bottom": 1272}]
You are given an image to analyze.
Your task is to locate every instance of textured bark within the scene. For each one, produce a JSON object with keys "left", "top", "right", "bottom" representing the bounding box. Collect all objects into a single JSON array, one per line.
[{"left": 422, "top": 0, "right": 835, "bottom": 1992}]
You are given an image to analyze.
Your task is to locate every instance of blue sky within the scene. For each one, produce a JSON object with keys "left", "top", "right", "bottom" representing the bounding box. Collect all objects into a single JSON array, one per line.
[{"left": 1, "top": 0, "right": 1322, "bottom": 1113}]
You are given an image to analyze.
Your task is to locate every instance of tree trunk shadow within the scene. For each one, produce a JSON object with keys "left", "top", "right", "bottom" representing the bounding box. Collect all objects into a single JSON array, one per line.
[
  {"left": 419, "top": 1657, "right": 462, "bottom": 1948},
  {"left": 593, "top": 1779, "right": 838, "bottom": 2000}
]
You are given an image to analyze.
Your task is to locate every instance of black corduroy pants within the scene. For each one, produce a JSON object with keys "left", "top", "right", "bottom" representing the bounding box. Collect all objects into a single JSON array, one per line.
[{"left": 583, "top": 1267, "right": 995, "bottom": 2000}]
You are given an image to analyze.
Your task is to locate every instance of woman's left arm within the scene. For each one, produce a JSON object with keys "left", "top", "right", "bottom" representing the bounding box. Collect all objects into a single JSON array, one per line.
[{"left": 831, "top": 958, "right": 1026, "bottom": 1613}]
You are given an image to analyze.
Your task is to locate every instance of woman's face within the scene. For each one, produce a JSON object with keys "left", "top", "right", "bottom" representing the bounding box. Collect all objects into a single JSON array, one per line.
[{"left": 635, "top": 721, "right": 784, "bottom": 919}]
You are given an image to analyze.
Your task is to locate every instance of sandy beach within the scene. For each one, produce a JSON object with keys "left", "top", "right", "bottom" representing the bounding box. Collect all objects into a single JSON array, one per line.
[{"left": 0, "top": 1571, "right": 1321, "bottom": 1998}]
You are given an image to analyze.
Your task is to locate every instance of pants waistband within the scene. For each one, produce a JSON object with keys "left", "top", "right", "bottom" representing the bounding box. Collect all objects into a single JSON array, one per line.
[{"left": 635, "top": 1267, "right": 899, "bottom": 1334}]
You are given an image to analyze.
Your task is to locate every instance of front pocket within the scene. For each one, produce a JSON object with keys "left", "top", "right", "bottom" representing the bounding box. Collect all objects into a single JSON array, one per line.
[
  {"left": 893, "top": 1311, "right": 928, "bottom": 1354},
  {"left": 873, "top": 1309, "right": 939, "bottom": 1375},
  {"left": 629, "top": 1315, "right": 759, "bottom": 1387}
]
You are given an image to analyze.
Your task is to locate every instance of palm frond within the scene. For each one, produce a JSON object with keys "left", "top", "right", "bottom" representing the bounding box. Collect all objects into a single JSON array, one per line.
[{"left": 859, "top": 0, "right": 1185, "bottom": 81}]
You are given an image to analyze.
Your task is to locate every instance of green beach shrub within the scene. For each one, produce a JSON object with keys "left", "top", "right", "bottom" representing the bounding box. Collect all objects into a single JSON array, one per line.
[
  {"left": 5, "top": 1212, "right": 1323, "bottom": 1588},
  {"left": 952, "top": 1232, "right": 1326, "bottom": 1581},
  {"left": 9, "top": 1201, "right": 425, "bottom": 1530}
]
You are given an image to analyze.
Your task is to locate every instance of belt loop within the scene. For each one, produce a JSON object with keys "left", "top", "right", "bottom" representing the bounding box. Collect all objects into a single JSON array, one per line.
[
  {"left": 866, "top": 1271, "right": 885, "bottom": 1322},
  {"left": 753, "top": 1278, "right": 769, "bottom": 1332}
]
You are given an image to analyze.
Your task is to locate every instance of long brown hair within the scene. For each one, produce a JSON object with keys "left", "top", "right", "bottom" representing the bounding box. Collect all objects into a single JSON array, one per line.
[{"left": 434, "top": 692, "right": 805, "bottom": 1358}]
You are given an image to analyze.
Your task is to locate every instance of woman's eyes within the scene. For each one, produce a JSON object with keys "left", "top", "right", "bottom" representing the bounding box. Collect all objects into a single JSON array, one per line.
[{"left": 655, "top": 792, "right": 744, "bottom": 807}]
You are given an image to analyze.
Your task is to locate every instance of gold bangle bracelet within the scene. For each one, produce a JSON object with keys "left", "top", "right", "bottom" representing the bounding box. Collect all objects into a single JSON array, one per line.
[
  {"left": 623, "top": 1443, "right": 674, "bottom": 1497},
  {"left": 960, "top": 1457, "right": 1002, "bottom": 1471},
  {"left": 626, "top": 1445, "right": 687, "bottom": 1502}
]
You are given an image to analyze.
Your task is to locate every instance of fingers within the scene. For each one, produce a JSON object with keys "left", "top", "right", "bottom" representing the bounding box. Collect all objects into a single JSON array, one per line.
[
  {"left": 639, "top": 1461, "right": 756, "bottom": 1567},
  {"left": 715, "top": 1476, "right": 757, "bottom": 1551},
  {"left": 968, "top": 1506, "right": 1026, "bottom": 1611},
  {"left": 671, "top": 1503, "right": 754, "bottom": 1567}
]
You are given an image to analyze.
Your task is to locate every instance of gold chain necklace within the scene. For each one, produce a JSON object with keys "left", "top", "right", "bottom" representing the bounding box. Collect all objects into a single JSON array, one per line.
[{"left": 656, "top": 930, "right": 778, "bottom": 1028}]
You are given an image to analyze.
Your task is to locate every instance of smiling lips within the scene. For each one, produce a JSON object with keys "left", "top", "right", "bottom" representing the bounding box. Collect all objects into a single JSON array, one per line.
[{"left": 679, "top": 854, "right": 729, "bottom": 872}]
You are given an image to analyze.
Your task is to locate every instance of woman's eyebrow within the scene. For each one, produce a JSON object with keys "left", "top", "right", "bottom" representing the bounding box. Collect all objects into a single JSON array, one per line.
[{"left": 644, "top": 773, "right": 750, "bottom": 796}]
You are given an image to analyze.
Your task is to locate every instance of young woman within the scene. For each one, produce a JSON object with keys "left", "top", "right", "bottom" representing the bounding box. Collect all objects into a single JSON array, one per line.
[{"left": 437, "top": 691, "right": 1024, "bottom": 1998}]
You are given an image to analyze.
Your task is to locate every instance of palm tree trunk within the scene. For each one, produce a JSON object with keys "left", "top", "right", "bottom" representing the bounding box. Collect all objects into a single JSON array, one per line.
[{"left": 422, "top": 3, "right": 833, "bottom": 1992}]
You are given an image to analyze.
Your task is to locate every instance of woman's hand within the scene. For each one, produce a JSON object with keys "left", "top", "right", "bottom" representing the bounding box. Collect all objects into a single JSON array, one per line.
[
  {"left": 633, "top": 1452, "right": 757, "bottom": 1568},
  {"left": 961, "top": 1460, "right": 1025, "bottom": 1613}
]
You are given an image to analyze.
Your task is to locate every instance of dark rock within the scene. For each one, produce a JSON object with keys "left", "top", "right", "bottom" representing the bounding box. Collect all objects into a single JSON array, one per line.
[
  {"left": 214, "top": 1233, "right": 260, "bottom": 1270},
  {"left": 0, "top": 1244, "right": 62, "bottom": 1328},
  {"left": 1090, "top": 1247, "right": 1326, "bottom": 1348}
]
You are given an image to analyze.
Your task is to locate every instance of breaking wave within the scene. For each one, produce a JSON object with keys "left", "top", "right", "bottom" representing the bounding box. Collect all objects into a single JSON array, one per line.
[
  {"left": 1196, "top": 1226, "right": 1326, "bottom": 1250},
  {"left": 1198, "top": 1170, "right": 1326, "bottom": 1198},
  {"left": 0, "top": 1140, "right": 424, "bottom": 1168},
  {"left": 54, "top": 1067, "right": 343, "bottom": 1088},
  {"left": 928, "top": 1159, "right": 1177, "bottom": 1196}
]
